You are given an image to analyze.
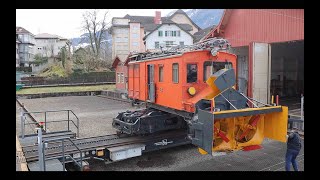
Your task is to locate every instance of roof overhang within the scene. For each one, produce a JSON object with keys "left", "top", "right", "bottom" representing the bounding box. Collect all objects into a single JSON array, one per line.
[
  {"left": 202, "top": 9, "right": 232, "bottom": 41},
  {"left": 111, "top": 56, "right": 121, "bottom": 68}
]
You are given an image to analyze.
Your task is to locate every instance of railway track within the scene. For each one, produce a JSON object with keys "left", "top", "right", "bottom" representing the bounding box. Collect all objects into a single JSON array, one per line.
[{"left": 22, "top": 130, "right": 189, "bottom": 162}]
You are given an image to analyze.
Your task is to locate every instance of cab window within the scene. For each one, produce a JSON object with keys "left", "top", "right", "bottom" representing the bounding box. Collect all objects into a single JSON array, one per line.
[
  {"left": 172, "top": 63, "right": 179, "bottom": 83},
  {"left": 187, "top": 64, "right": 198, "bottom": 83},
  {"left": 203, "top": 61, "right": 233, "bottom": 81}
]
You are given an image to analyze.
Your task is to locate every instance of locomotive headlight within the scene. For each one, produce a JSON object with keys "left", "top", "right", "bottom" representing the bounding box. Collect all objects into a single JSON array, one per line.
[{"left": 188, "top": 87, "right": 196, "bottom": 96}]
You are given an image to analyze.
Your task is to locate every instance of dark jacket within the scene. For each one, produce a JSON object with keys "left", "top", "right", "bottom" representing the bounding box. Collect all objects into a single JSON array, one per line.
[{"left": 287, "top": 132, "right": 302, "bottom": 151}]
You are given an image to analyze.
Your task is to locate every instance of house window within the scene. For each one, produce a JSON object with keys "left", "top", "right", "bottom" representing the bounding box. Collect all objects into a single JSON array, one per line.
[
  {"left": 165, "top": 41, "right": 174, "bottom": 48},
  {"left": 121, "top": 73, "right": 124, "bottom": 83},
  {"left": 172, "top": 31, "right": 176, "bottom": 37},
  {"left": 165, "top": 31, "right": 168, "bottom": 37},
  {"left": 132, "top": 33, "right": 138, "bottom": 38},
  {"left": 117, "top": 73, "right": 121, "bottom": 83},
  {"left": 177, "top": 31, "right": 181, "bottom": 37},
  {"left": 179, "top": 42, "right": 184, "bottom": 46},
  {"left": 158, "top": 31, "right": 163, "bottom": 37},
  {"left": 132, "top": 42, "right": 138, "bottom": 46},
  {"left": 155, "top": 42, "right": 159, "bottom": 49},
  {"left": 187, "top": 64, "right": 198, "bottom": 83},
  {"left": 172, "top": 63, "right": 179, "bottom": 83},
  {"left": 159, "top": 65, "right": 164, "bottom": 82}
]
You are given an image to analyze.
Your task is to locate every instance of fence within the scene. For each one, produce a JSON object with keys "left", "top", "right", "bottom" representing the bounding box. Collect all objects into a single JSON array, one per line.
[
  {"left": 16, "top": 67, "right": 32, "bottom": 72},
  {"left": 288, "top": 95, "right": 304, "bottom": 132},
  {"left": 18, "top": 72, "right": 115, "bottom": 86},
  {"left": 20, "top": 109, "right": 80, "bottom": 138}
]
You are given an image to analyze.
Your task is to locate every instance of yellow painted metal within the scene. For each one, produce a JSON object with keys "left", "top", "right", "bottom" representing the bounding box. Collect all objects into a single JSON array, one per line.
[
  {"left": 202, "top": 106, "right": 288, "bottom": 153},
  {"left": 188, "top": 87, "right": 196, "bottom": 96},
  {"left": 271, "top": 95, "right": 274, "bottom": 104},
  {"left": 264, "top": 106, "right": 288, "bottom": 142},
  {"left": 212, "top": 106, "right": 282, "bottom": 116},
  {"left": 198, "top": 148, "right": 208, "bottom": 155},
  {"left": 97, "top": 150, "right": 104, "bottom": 156},
  {"left": 96, "top": 148, "right": 105, "bottom": 156},
  {"left": 204, "top": 76, "right": 219, "bottom": 100},
  {"left": 193, "top": 70, "right": 288, "bottom": 154}
]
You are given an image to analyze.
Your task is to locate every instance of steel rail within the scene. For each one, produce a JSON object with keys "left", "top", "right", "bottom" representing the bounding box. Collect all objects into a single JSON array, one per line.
[{"left": 23, "top": 130, "right": 188, "bottom": 162}]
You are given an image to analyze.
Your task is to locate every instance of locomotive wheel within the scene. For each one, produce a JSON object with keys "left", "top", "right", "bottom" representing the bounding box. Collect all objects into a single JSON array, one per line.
[{"left": 116, "top": 130, "right": 123, "bottom": 137}]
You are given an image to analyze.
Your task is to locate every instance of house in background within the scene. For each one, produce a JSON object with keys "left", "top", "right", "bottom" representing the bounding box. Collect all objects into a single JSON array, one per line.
[
  {"left": 143, "top": 19, "right": 194, "bottom": 50},
  {"left": 35, "top": 33, "right": 69, "bottom": 57},
  {"left": 168, "top": 9, "right": 201, "bottom": 35},
  {"left": 110, "top": 9, "right": 201, "bottom": 92},
  {"left": 193, "top": 25, "right": 216, "bottom": 43},
  {"left": 111, "top": 55, "right": 129, "bottom": 93},
  {"left": 16, "top": 27, "right": 36, "bottom": 67},
  {"left": 16, "top": 38, "right": 20, "bottom": 67}
]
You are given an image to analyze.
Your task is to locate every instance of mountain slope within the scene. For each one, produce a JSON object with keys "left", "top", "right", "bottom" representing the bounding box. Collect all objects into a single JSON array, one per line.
[
  {"left": 70, "top": 31, "right": 112, "bottom": 48},
  {"left": 186, "top": 9, "right": 224, "bottom": 29},
  {"left": 167, "top": 9, "right": 224, "bottom": 29}
]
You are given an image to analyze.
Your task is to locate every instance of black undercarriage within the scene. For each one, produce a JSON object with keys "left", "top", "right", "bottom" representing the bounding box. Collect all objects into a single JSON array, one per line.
[{"left": 112, "top": 108, "right": 187, "bottom": 135}]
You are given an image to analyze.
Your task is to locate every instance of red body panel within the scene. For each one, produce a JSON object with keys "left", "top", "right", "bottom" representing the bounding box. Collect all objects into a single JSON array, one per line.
[{"left": 128, "top": 50, "right": 237, "bottom": 113}]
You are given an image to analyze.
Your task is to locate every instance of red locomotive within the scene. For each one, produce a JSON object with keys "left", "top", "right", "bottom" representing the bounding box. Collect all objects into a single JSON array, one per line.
[{"left": 113, "top": 38, "right": 288, "bottom": 155}]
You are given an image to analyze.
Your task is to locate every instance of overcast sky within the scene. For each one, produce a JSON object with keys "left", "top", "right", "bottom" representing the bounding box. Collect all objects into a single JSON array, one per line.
[{"left": 16, "top": 9, "right": 175, "bottom": 39}]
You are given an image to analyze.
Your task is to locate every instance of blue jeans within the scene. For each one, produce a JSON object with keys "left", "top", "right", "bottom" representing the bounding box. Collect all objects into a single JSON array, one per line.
[{"left": 285, "top": 149, "right": 300, "bottom": 171}]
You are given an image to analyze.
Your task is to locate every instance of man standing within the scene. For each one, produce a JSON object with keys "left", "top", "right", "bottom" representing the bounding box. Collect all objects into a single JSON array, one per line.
[{"left": 285, "top": 128, "right": 302, "bottom": 171}]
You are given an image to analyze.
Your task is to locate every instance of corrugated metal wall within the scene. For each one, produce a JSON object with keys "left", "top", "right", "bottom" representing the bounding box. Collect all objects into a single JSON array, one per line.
[{"left": 223, "top": 9, "right": 304, "bottom": 47}]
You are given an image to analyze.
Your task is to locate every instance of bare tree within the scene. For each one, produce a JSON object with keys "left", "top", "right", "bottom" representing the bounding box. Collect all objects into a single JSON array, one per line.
[
  {"left": 46, "top": 43, "right": 55, "bottom": 59},
  {"left": 82, "top": 9, "right": 111, "bottom": 62},
  {"left": 66, "top": 40, "right": 72, "bottom": 58}
]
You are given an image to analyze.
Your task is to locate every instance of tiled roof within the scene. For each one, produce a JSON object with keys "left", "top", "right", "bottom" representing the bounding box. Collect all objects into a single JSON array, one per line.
[
  {"left": 125, "top": 15, "right": 174, "bottom": 25},
  {"left": 16, "top": 27, "right": 34, "bottom": 35},
  {"left": 194, "top": 25, "right": 216, "bottom": 42},
  {"left": 35, "top": 33, "right": 67, "bottom": 40}
]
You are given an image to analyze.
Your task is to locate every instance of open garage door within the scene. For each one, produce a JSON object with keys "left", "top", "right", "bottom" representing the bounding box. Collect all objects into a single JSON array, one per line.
[{"left": 250, "top": 42, "right": 271, "bottom": 104}]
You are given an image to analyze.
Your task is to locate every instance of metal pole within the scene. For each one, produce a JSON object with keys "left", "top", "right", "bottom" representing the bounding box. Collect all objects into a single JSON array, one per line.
[
  {"left": 301, "top": 94, "right": 304, "bottom": 120},
  {"left": 68, "top": 111, "right": 70, "bottom": 132},
  {"left": 249, "top": 97, "right": 272, "bottom": 107},
  {"left": 301, "top": 94, "right": 304, "bottom": 131},
  {"left": 20, "top": 108, "right": 25, "bottom": 139},
  {"left": 220, "top": 94, "right": 237, "bottom": 110},
  {"left": 37, "top": 128, "right": 44, "bottom": 171},
  {"left": 44, "top": 111, "right": 47, "bottom": 132},
  {"left": 80, "top": 151, "right": 83, "bottom": 170},
  {"left": 62, "top": 140, "right": 65, "bottom": 171},
  {"left": 42, "top": 143, "right": 46, "bottom": 171},
  {"left": 240, "top": 93, "right": 258, "bottom": 108},
  {"left": 77, "top": 114, "right": 79, "bottom": 138}
]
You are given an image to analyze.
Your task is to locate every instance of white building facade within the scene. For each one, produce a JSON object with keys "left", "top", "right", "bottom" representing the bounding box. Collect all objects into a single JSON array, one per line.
[
  {"left": 35, "top": 33, "right": 69, "bottom": 57},
  {"left": 16, "top": 27, "right": 36, "bottom": 67},
  {"left": 144, "top": 24, "right": 194, "bottom": 50}
]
